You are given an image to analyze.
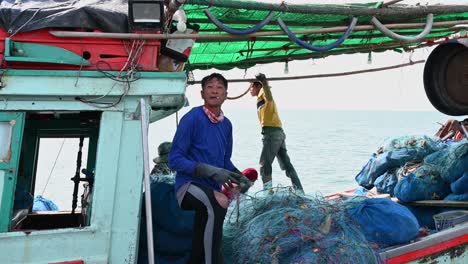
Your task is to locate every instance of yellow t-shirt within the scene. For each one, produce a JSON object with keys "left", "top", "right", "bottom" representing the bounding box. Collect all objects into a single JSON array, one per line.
[{"left": 257, "top": 87, "right": 282, "bottom": 128}]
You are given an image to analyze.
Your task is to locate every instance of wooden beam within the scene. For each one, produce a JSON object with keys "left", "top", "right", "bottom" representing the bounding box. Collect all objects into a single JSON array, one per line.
[{"left": 392, "top": 198, "right": 468, "bottom": 208}]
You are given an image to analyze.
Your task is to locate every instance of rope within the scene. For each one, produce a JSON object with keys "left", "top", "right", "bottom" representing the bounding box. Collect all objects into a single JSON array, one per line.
[
  {"left": 187, "top": 60, "right": 425, "bottom": 85},
  {"left": 227, "top": 85, "right": 251, "bottom": 100}
]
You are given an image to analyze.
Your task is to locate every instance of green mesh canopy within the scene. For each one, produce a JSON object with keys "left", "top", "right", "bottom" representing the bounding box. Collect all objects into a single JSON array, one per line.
[{"left": 182, "top": 0, "right": 468, "bottom": 70}]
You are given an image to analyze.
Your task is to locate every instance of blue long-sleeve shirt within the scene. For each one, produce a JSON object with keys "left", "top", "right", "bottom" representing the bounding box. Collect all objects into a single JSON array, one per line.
[{"left": 169, "top": 106, "right": 236, "bottom": 192}]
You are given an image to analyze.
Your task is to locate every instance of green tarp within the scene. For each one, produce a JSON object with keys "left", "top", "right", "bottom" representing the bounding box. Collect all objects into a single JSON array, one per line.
[{"left": 183, "top": 1, "right": 468, "bottom": 70}]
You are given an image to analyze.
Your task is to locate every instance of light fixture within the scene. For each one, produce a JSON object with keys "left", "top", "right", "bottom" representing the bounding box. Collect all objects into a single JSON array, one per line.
[{"left": 128, "top": 0, "right": 165, "bottom": 31}]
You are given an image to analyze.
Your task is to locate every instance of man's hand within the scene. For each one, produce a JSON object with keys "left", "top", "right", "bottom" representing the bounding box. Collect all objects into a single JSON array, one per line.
[
  {"left": 238, "top": 178, "right": 252, "bottom": 193},
  {"left": 194, "top": 163, "right": 240, "bottom": 189},
  {"left": 255, "top": 73, "right": 269, "bottom": 87},
  {"left": 231, "top": 173, "right": 251, "bottom": 193}
]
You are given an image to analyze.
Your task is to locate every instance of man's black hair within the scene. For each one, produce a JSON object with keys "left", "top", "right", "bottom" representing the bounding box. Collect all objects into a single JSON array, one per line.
[{"left": 201, "top": 73, "right": 228, "bottom": 90}]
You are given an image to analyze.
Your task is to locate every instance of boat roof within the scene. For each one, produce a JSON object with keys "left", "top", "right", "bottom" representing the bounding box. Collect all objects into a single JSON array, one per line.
[{"left": 184, "top": 0, "right": 468, "bottom": 70}]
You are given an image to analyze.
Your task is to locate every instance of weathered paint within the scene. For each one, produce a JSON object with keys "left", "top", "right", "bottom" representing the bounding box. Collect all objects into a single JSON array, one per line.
[
  {"left": 4, "top": 38, "right": 91, "bottom": 66},
  {"left": 0, "top": 70, "right": 186, "bottom": 263},
  {"left": 0, "top": 70, "right": 186, "bottom": 97},
  {"left": 0, "top": 112, "right": 24, "bottom": 232},
  {"left": 0, "top": 171, "right": 4, "bottom": 207},
  {"left": 108, "top": 99, "right": 147, "bottom": 263},
  {"left": 411, "top": 243, "right": 467, "bottom": 263},
  {"left": 0, "top": 122, "right": 11, "bottom": 159},
  {"left": 382, "top": 223, "right": 468, "bottom": 264}
]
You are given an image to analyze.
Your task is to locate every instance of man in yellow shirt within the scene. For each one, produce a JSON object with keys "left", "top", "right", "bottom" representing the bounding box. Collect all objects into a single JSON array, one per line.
[{"left": 250, "top": 73, "right": 304, "bottom": 192}]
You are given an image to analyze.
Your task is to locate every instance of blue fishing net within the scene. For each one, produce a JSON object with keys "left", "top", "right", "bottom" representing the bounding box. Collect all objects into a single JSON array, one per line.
[
  {"left": 382, "top": 135, "right": 444, "bottom": 155},
  {"left": 374, "top": 169, "right": 398, "bottom": 196},
  {"left": 424, "top": 141, "right": 468, "bottom": 183},
  {"left": 355, "top": 136, "right": 444, "bottom": 189},
  {"left": 393, "top": 164, "right": 450, "bottom": 202},
  {"left": 450, "top": 171, "right": 468, "bottom": 194},
  {"left": 223, "top": 188, "right": 381, "bottom": 264}
]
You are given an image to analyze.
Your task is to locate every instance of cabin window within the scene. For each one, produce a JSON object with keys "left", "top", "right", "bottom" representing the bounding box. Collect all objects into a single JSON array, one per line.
[
  {"left": 9, "top": 111, "right": 100, "bottom": 232},
  {"left": 0, "top": 120, "right": 14, "bottom": 162},
  {"left": 33, "top": 138, "right": 89, "bottom": 211}
]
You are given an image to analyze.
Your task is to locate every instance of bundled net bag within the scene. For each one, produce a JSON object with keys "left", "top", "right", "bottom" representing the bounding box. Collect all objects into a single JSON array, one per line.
[
  {"left": 347, "top": 198, "right": 419, "bottom": 248},
  {"left": 355, "top": 135, "right": 443, "bottom": 190},
  {"left": 382, "top": 135, "right": 444, "bottom": 156},
  {"left": 424, "top": 141, "right": 468, "bottom": 183},
  {"left": 394, "top": 164, "right": 450, "bottom": 202}
]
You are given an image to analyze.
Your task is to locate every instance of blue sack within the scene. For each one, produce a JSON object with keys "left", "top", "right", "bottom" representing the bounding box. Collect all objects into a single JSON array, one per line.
[
  {"left": 424, "top": 142, "right": 468, "bottom": 183},
  {"left": 444, "top": 193, "right": 468, "bottom": 201},
  {"left": 374, "top": 169, "right": 399, "bottom": 196},
  {"left": 404, "top": 205, "right": 439, "bottom": 230},
  {"left": 355, "top": 155, "right": 381, "bottom": 189},
  {"left": 149, "top": 178, "right": 194, "bottom": 235},
  {"left": 154, "top": 228, "right": 192, "bottom": 255},
  {"left": 450, "top": 171, "right": 468, "bottom": 194},
  {"left": 32, "top": 195, "right": 59, "bottom": 211},
  {"left": 139, "top": 176, "right": 194, "bottom": 264},
  {"left": 348, "top": 198, "right": 419, "bottom": 247},
  {"left": 356, "top": 149, "right": 420, "bottom": 189},
  {"left": 394, "top": 165, "right": 450, "bottom": 202}
]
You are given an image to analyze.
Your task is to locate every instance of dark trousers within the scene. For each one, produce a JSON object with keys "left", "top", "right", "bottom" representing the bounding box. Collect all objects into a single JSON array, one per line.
[
  {"left": 181, "top": 183, "right": 227, "bottom": 264},
  {"left": 260, "top": 127, "right": 304, "bottom": 191}
]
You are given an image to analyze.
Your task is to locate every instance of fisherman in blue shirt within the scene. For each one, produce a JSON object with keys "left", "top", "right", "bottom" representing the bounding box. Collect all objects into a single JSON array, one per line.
[{"left": 169, "top": 73, "right": 250, "bottom": 264}]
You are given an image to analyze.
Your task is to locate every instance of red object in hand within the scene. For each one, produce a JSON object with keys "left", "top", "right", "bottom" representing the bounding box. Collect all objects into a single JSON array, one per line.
[{"left": 222, "top": 168, "right": 258, "bottom": 199}]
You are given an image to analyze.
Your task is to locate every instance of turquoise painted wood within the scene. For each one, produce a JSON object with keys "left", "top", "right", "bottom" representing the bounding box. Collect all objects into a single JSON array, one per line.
[
  {"left": 0, "top": 70, "right": 186, "bottom": 97},
  {"left": 4, "top": 38, "right": 91, "bottom": 66},
  {"left": 0, "top": 69, "right": 186, "bottom": 263},
  {"left": 0, "top": 112, "right": 25, "bottom": 232}
]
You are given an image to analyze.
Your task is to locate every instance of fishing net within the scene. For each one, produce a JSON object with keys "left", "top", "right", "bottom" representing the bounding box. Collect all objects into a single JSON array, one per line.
[
  {"left": 424, "top": 141, "right": 468, "bottom": 183},
  {"left": 222, "top": 188, "right": 381, "bottom": 264},
  {"left": 382, "top": 135, "right": 444, "bottom": 155},
  {"left": 394, "top": 163, "right": 451, "bottom": 202},
  {"left": 450, "top": 172, "right": 468, "bottom": 194},
  {"left": 355, "top": 136, "right": 443, "bottom": 190}
]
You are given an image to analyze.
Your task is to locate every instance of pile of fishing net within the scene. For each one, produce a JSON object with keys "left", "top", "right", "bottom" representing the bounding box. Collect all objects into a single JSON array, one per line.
[
  {"left": 356, "top": 135, "right": 445, "bottom": 189},
  {"left": 355, "top": 135, "right": 468, "bottom": 229},
  {"left": 222, "top": 188, "right": 383, "bottom": 264}
]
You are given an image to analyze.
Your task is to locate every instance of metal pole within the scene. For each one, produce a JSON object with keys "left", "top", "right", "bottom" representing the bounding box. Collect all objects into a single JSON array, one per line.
[
  {"left": 71, "top": 136, "right": 84, "bottom": 214},
  {"left": 140, "top": 98, "right": 155, "bottom": 264},
  {"left": 460, "top": 121, "right": 468, "bottom": 139},
  {"left": 49, "top": 19, "right": 468, "bottom": 40}
]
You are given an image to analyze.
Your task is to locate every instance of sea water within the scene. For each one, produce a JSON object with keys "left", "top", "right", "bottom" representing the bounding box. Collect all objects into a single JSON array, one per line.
[{"left": 35, "top": 109, "right": 452, "bottom": 209}]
